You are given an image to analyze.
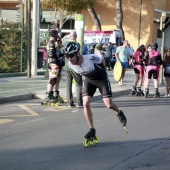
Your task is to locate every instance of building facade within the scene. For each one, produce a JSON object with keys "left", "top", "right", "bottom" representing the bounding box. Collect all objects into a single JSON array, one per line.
[{"left": 0, "top": 0, "right": 170, "bottom": 51}]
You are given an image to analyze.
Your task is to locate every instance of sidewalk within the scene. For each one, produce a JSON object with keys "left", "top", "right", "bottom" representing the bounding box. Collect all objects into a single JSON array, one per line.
[{"left": 0, "top": 68, "right": 166, "bottom": 104}]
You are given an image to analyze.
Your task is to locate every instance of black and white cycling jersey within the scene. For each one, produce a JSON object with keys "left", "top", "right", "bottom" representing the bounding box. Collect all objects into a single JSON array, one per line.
[{"left": 68, "top": 54, "right": 104, "bottom": 79}]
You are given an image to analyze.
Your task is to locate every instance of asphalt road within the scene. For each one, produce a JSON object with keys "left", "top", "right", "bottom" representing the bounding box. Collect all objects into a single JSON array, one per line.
[{"left": 0, "top": 94, "right": 170, "bottom": 170}]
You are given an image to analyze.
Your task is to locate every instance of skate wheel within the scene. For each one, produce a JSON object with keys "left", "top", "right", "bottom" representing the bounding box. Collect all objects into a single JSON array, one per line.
[
  {"left": 124, "top": 126, "right": 128, "bottom": 133},
  {"left": 51, "top": 103, "right": 55, "bottom": 106},
  {"left": 90, "top": 139, "right": 94, "bottom": 145},
  {"left": 94, "top": 136, "right": 98, "bottom": 144},
  {"left": 83, "top": 139, "right": 90, "bottom": 147}
]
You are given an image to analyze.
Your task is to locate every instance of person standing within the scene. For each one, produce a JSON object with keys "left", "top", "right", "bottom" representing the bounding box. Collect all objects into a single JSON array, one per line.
[
  {"left": 115, "top": 40, "right": 130, "bottom": 86},
  {"left": 103, "top": 42, "right": 114, "bottom": 70},
  {"left": 127, "top": 43, "right": 134, "bottom": 59},
  {"left": 52, "top": 37, "right": 65, "bottom": 102},
  {"left": 64, "top": 41, "right": 128, "bottom": 140},
  {"left": 143, "top": 43, "right": 162, "bottom": 98},
  {"left": 82, "top": 43, "right": 88, "bottom": 55},
  {"left": 94, "top": 43, "right": 103, "bottom": 58},
  {"left": 63, "top": 31, "right": 83, "bottom": 107},
  {"left": 45, "top": 30, "right": 61, "bottom": 102},
  {"left": 130, "top": 45, "right": 146, "bottom": 96},
  {"left": 163, "top": 48, "right": 170, "bottom": 97}
]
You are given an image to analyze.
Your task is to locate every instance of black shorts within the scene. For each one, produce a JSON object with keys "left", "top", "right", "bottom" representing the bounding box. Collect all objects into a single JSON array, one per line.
[
  {"left": 148, "top": 69, "right": 157, "bottom": 79},
  {"left": 164, "top": 72, "right": 170, "bottom": 77},
  {"left": 82, "top": 76, "right": 112, "bottom": 98}
]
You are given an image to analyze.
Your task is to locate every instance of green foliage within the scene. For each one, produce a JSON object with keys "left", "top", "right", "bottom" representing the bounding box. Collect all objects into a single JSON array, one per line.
[
  {"left": 42, "top": 0, "right": 96, "bottom": 14},
  {"left": 0, "top": 22, "right": 25, "bottom": 73}
]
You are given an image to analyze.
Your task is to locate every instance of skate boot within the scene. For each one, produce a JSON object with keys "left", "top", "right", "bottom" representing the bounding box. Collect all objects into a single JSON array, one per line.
[
  {"left": 136, "top": 87, "right": 144, "bottom": 96},
  {"left": 131, "top": 86, "right": 137, "bottom": 96},
  {"left": 47, "top": 91, "right": 60, "bottom": 106},
  {"left": 41, "top": 91, "right": 56, "bottom": 106},
  {"left": 45, "top": 91, "right": 53, "bottom": 101},
  {"left": 154, "top": 88, "right": 160, "bottom": 98},
  {"left": 144, "top": 88, "right": 149, "bottom": 98},
  {"left": 117, "top": 110, "right": 128, "bottom": 133},
  {"left": 83, "top": 128, "right": 98, "bottom": 147},
  {"left": 54, "top": 91, "right": 64, "bottom": 103}
]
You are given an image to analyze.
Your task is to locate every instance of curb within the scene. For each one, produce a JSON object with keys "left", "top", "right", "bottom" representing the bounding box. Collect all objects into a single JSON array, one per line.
[
  {"left": 0, "top": 94, "right": 33, "bottom": 104},
  {"left": 0, "top": 89, "right": 131, "bottom": 104},
  {"left": 0, "top": 71, "right": 45, "bottom": 78}
]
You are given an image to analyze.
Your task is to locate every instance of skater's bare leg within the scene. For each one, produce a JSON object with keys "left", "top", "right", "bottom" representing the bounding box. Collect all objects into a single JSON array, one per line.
[
  {"left": 153, "top": 79, "right": 158, "bottom": 88},
  {"left": 144, "top": 78, "right": 151, "bottom": 89},
  {"left": 103, "top": 97, "right": 127, "bottom": 127},
  {"left": 138, "top": 74, "right": 143, "bottom": 87},
  {"left": 134, "top": 74, "right": 139, "bottom": 86},
  {"left": 54, "top": 76, "right": 61, "bottom": 92},
  {"left": 165, "top": 77, "right": 170, "bottom": 95},
  {"left": 103, "top": 97, "right": 120, "bottom": 114},
  {"left": 120, "top": 68, "right": 126, "bottom": 84},
  {"left": 83, "top": 95, "right": 94, "bottom": 128}
]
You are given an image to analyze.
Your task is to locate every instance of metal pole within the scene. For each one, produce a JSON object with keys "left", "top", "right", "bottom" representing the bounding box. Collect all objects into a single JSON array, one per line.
[
  {"left": 31, "top": 0, "right": 40, "bottom": 76},
  {"left": 26, "top": 0, "right": 31, "bottom": 78},
  {"left": 160, "top": 31, "right": 165, "bottom": 85},
  {"left": 20, "top": 4, "right": 24, "bottom": 72},
  {"left": 138, "top": 0, "right": 142, "bottom": 47}
]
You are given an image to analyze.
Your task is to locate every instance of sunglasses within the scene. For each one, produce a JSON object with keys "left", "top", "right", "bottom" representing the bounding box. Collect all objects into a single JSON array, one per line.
[{"left": 66, "top": 53, "right": 75, "bottom": 59}]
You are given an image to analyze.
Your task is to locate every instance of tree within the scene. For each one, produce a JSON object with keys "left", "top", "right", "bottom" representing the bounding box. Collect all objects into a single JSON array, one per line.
[
  {"left": 114, "top": 0, "right": 125, "bottom": 40},
  {"left": 87, "top": 6, "right": 101, "bottom": 30},
  {"left": 0, "top": 22, "right": 25, "bottom": 73},
  {"left": 42, "top": 0, "right": 101, "bottom": 31}
]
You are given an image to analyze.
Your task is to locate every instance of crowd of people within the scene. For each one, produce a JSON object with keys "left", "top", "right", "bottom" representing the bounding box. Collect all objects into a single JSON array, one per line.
[
  {"left": 130, "top": 42, "right": 170, "bottom": 98},
  {"left": 45, "top": 29, "right": 170, "bottom": 101},
  {"left": 44, "top": 29, "right": 170, "bottom": 140}
]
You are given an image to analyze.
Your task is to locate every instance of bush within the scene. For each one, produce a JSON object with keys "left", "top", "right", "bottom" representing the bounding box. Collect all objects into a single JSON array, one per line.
[{"left": 0, "top": 21, "right": 26, "bottom": 73}]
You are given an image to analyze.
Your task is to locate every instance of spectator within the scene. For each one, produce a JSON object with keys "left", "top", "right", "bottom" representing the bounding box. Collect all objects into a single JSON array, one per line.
[
  {"left": 163, "top": 48, "right": 170, "bottom": 97},
  {"left": 82, "top": 43, "right": 88, "bottom": 55},
  {"left": 103, "top": 42, "right": 114, "bottom": 70},
  {"left": 127, "top": 43, "right": 134, "bottom": 59},
  {"left": 115, "top": 40, "right": 130, "bottom": 86},
  {"left": 94, "top": 43, "right": 103, "bottom": 58}
]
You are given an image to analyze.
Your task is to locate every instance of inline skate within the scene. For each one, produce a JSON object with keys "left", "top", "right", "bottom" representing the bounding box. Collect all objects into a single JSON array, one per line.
[
  {"left": 117, "top": 110, "right": 128, "bottom": 133},
  {"left": 53, "top": 91, "right": 64, "bottom": 103},
  {"left": 136, "top": 87, "right": 144, "bottom": 96},
  {"left": 131, "top": 86, "right": 137, "bottom": 96},
  {"left": 41, "top": 91, "right": 60, "bottom": 106},
  {"left": 144, "top": 88, "right": 149, "bottom": 98},
  {"left": 154, "top": 89, "right": 160, "bottom": 98},
  {"left": 83, "top": 128, "right": 98, "bottom": 147}
]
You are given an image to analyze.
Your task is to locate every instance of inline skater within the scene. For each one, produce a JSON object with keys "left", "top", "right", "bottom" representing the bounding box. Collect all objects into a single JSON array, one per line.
[
  {"left": 64, "top": 41, "right": 128, "bottom": 143},
  {"left": 53, "top": 37, "right": 65, "bottom": 103},
  {"left": 44, "top": 29, "right": 63, "bottom": 104},
  {"left": 130, "top": 45, "right": 146, "bottom": 96},
  {"left": 144, "top": 43, "right": 162, "bottom": 98}
]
